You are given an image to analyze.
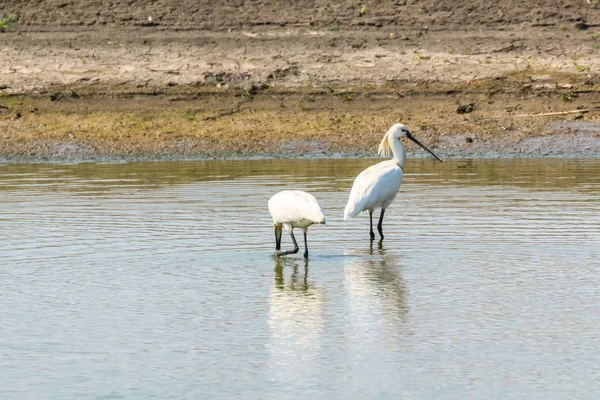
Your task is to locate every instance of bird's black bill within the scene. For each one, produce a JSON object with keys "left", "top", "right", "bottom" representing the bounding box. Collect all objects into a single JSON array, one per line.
[{"left": 406, "top": 132, "right": 443, "bottom": 162}]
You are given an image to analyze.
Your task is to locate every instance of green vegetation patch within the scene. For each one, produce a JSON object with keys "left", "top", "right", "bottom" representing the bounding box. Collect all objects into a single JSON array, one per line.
[{"left": 0, "top": 11, "right": 19, "bottom": 32}]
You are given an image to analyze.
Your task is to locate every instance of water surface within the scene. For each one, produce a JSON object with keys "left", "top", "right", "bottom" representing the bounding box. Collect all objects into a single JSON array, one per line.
[{"left": 1, "top": 159, "right": 599, "bottom": 399}]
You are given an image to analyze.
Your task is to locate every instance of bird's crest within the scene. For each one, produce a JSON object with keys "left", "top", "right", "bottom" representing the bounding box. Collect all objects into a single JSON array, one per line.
[{"left": 377, "top": 131, "right": 393, "bottom": 158}]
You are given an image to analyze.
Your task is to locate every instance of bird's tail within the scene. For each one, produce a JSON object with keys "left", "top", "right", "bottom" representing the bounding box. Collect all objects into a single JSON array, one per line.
[
  {"left": 344, "top": 205, "right": 358, "bottom": 220},
  {"left": 317, "top": 212, "right": 326, "bottom": 224}
]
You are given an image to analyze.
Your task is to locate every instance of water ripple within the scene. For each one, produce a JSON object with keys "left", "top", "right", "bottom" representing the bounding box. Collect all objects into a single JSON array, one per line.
[{"left": 1, "top": 158, "right": 599, "bottom": 399}]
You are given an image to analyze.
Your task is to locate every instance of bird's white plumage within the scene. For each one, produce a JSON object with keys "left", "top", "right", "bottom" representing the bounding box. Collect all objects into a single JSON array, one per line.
[
  {"left": 268, "top": 190, "right": 326, "bottom": 231},
  {"left": 344, "top": 160, "right": 403, "bottom": 219},
  {"left": 344, "top": 123, "right": 410, "bottom": 220},
  {"left": 344, "top": 123, "right": 441, "bottom": 239}
]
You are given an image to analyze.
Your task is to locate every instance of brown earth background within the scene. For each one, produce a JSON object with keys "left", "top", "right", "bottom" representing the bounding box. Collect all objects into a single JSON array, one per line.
[{"left": 1, "top": 0, "right": 600, "bottom": 161}]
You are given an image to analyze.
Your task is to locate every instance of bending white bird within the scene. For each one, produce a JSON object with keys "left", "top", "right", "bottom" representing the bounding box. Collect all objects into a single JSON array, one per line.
[
  {"left": 344, "top": 123, "right": 442, "bottom": 240},
  {"left": 268, "top": 190, "right": 326, "bottom": 259}
]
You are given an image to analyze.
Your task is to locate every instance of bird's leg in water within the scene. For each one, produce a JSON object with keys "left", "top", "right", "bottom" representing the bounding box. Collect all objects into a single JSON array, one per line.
[
  {"left": 377, "top": 208, "right": 386, "bottom": 240},
  {"left": 274, "top": 225, "right": 282, "bottom": 251},
  {"left": 369, "top": 210, "right": 375, "bottom": 240},
  {"left": 303, "top": 231, "right": 309, "bottom": 259},
  {"left": 368, "top": 238, "right": 385, "bottom": 254},
  {"left": 277, "top": 230, "right": 299, "bottom": 256}
]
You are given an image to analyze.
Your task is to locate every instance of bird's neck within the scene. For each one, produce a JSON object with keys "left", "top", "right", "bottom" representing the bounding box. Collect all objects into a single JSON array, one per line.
[{"left": 391, "top": 138, "right": 406, "bottom": 168}]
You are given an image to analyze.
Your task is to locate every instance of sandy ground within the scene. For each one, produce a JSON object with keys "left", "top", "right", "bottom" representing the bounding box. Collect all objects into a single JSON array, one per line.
[{"left": 1, "top": 1, "right": 600, "bottom": 161}]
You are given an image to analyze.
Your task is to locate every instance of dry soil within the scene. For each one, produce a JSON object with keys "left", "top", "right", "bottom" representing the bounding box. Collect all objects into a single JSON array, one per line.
[{"left": 1, "top": 0, "right": 600, "bottom": 161}]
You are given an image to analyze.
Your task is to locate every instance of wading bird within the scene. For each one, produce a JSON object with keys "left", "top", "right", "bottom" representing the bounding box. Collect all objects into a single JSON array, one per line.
[
  {"left": 344, "top": 123, "right": 442, "bottom": 240},
  {"left": 268, "top": 190, "right": 326, "bottom": 259}
]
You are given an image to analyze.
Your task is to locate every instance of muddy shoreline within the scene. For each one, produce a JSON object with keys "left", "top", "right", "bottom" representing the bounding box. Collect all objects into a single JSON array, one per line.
[
  {"left": 2, "top": 87, "right": 599, "bottom": 163},
  {"left": 2, "top": 82, "right": 600, "bottom": 162},
  {"left": 2, "top": 1, "right": 600, "bottom": 162}
]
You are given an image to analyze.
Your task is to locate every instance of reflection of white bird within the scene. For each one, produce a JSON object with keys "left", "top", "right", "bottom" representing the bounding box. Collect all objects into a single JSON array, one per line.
[
  {"left": 343, "top": 246, "right": 408, "bottom": 352},
  {"left": 268, "top": 190, "right": 326, "bottom": 259},
  {"left": 344, "top": 123, "right": 442, "bottom": 240},
  {"left": 267, "top": 257, "right": 325, "bottom": 382}
]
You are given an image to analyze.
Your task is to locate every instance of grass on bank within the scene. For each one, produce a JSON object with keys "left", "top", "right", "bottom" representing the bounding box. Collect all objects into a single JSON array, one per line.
[{"left": 0, "top": 11, "right": 19, "bottom": 32}]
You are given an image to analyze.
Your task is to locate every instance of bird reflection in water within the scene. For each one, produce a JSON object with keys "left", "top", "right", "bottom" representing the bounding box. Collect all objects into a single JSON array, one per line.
[
  {"left": 344, "top": 241, "right": 409, "bottom": 348},
  {"left": 266, "top": 256, "right": 325, "bottom": 382},
  {"left": 369, "top": 238, "right": 385, "bottom": 254},
  {"left": 273, "top": 256, "right": 310, "bottom": 291}
]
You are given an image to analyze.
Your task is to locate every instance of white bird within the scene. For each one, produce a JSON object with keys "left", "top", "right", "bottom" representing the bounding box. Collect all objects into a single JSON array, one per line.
[
  {"left": 268, "top": 190, "right": 326, "bottom": 259},
  {"left": 344, "top": 123, "right": 442, "bottom": 240}
]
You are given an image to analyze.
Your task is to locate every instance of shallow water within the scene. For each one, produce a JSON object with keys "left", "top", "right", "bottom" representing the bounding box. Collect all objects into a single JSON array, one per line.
[{"left": 1, "top": 158, "right": 599, "bottom": 399}]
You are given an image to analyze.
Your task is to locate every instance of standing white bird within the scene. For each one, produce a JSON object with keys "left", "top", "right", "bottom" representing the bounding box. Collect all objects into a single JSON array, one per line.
[
  {"left": 268, "top": 190, "right": 326, "bottom": 259},
  {"left": 344, "top": 123, "right": 442, "bottom": 240}
]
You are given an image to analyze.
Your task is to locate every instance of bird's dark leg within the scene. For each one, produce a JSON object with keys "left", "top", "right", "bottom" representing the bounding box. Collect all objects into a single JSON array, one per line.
[
  {"left": 369, "top": 210, "right": 375, "bottom": 240},
  {"left": 377, "top": 208, "right": 386, "bottom": 240},
  {"left": 274, "top": 225, "right": 282, "bottom": 251},
  {"left": 303, "top": 231, "right": 309, "bottom": 259},
  {"left": 277, "top": 230, "right": 299, "bottom": 256},
  {"left": 289, "top": 231, "right": 299, "bottom": 253}
]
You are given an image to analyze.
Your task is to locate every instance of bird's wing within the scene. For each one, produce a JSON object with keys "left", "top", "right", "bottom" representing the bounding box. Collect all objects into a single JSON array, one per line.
[{"left": 344, "top": 162, "right": 402, "bottom": 219}]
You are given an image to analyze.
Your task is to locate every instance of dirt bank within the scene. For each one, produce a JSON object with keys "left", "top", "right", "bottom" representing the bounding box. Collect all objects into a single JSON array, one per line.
[{"left": 1, "top": 1, "right": 600, "bottom": 161}]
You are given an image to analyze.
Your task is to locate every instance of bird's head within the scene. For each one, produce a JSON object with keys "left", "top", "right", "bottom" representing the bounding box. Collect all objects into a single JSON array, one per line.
[
  {"left": 388, "top": 123, "right": 410, "bottom": 139},
  {"left": 379, "top": 123, "right": 443, "bottom": 163}
]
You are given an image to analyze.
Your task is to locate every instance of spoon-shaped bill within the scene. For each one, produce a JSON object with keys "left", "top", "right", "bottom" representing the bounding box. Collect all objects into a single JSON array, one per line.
[{"left": 406, "top": 132, "right": 443, "bottom": 162}]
